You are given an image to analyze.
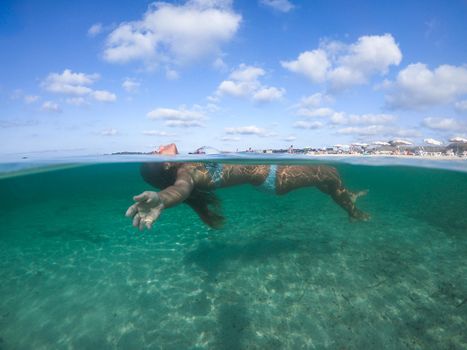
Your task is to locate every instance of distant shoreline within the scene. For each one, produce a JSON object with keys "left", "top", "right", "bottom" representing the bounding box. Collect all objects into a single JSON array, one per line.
[
  {"left": 303, "top": 153, "right": 467, "bottom": 161},
  {"left": 106, "top": 152, "right": 467, "bottom": 162}
]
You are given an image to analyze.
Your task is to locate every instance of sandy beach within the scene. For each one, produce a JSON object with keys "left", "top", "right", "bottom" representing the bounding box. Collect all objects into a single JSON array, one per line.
[{"left": 304, "top": 153, "right": 467, "bottom": 161}]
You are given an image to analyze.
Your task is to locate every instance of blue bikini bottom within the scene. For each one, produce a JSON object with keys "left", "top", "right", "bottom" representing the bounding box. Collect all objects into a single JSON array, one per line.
[{"left": 205, "top": 162, "right": 223, "bottom": 187}]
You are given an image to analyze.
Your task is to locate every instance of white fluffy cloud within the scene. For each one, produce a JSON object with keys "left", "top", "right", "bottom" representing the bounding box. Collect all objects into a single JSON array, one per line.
[
  {"left": 253, "top": 87, "right": 286, "bottom": 103},
  {"left": 216, "top": 64, "right": 285, "bottom": 102},
  {"left": 224, "top": 125, "right": 277, "bottom": 137},
  {"left": 422, "top": 117, "right": 466, "bottom": 131},
  {"left": 294, "top": 92, "right": 398, "bottom": 126},
  {"left": 42, "top": 69, "right": 98, "bottom": 95},
  {"left": 92, "top": 90, "right": 117, "bottom": 102},
  {"left": 293, "top": 120, "right": 324, "bottom": 129},
  {"left": 41, "top": 101, "right": 61, "bottom": 113},
  {"left": 282, "top": 34, "right": 402, "bottom": 90},
  {"left": 292, "top": 93, "right": 407, "bottom": 138},
  {"left": 217, "top": 80, "right": 248, "bottom": 97},
  {"left": 42, "top": 69, "right": 116, "bottom": 103},
  {"left": 322, "top": 111, "right": 397, "bottom": 125},
  {"left": 229, "top": 65, "right": 264, "bottom": 81},
  {"left": 385, "top": 63, "right": 467, "bottom": 109},
  {"left": 103, "top": 0, "right": 241, "bottom": 66},
  {"left": 122, "top": 78, "right": 140, "bottom": 93},
  {"left": 147, "top": 105, "right": 206, "bottom": 127},
  {"left": 225, "top": 125, "right": 265, "bottom": 135},
  {"left": 346, "top": 113, "right": 397, "bottom": 125},
  {"left": 329, "top": 112, "right": 347, "bottom": 124},
  {"left": 217, "top": 65, "right": 264, "bottom": 97},
  {"left": 282, "top": 50, "right": 330, "bottom": 83},
  {"left": 260, "top": 0, "right": 294, "bottom": 12},
  {"left": 297, "top": 107, "right": 335, "bottom": 118},
  {"left": 298, "top": 93, "right": 332, "bottom": 108},
  {"left": 10, "top": 90, "right": 44, "bottom": 106},
  {"left": 147, "top": 107, "right": 204, "bottom": 120}
]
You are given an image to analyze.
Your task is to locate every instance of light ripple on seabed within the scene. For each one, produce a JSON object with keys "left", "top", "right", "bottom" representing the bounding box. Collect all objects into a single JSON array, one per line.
[{"left": 0, "top": 160, "right": 466, "bottom": 349}]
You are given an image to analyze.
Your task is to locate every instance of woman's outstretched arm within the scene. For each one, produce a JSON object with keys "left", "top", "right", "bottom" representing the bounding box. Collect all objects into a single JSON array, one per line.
[
  {"left": 157, "top": 169, "right": 194, "bottom": 208},
  {"left": 126, "top": 169, "right": 194, "bottom": 230}
]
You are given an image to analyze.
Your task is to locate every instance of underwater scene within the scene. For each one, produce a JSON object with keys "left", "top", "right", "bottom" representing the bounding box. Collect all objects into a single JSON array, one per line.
[{"left": 0, "top": 157, "right": 466, "bottom": 350}]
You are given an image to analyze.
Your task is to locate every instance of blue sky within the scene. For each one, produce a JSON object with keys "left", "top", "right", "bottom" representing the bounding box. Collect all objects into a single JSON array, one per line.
[{"left": 1, "top": 0, "right": 467, "bottom": 155}]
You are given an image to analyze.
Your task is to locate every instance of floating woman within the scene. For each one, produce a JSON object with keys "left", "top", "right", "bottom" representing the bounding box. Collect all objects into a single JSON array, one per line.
[{"left": 126, "top": 144, "right": 369, "bottom": 230}]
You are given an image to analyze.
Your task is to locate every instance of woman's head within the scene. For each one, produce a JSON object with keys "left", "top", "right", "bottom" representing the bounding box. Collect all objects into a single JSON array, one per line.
[{"left": 140, "top": 162, "right": 178, "bottom": 190}]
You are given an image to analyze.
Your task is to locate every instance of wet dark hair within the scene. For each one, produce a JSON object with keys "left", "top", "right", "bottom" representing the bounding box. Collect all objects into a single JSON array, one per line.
[{"left": 140, "top": 162, "right": 224, "bottom": 229}]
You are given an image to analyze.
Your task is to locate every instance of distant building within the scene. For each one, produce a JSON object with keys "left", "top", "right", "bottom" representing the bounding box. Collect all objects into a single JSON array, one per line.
[{"left": 447, "top": 142, "right": 467, "bottom": 155}]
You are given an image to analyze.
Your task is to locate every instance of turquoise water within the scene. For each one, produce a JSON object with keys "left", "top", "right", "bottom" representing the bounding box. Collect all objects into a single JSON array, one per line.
[{"left": 0, "top": 159, "right": 466, "bottom": 349}]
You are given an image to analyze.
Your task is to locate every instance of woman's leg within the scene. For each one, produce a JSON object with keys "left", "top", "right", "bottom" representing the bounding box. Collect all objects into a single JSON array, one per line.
[{"left": 276, "top": 165, "right": 370, "bottom": 220}]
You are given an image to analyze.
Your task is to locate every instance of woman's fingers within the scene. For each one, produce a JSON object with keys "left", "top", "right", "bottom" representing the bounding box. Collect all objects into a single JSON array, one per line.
[
  {"left": 134, "top": 191, "right": 160, "bottom": 204},
  {"left": 131, "top": 212, "right": 153, "bottom": 231},
  {"left": 125, "top": 204, "right": 138, "bottom": 217},
  {"left": 132, "top": 213, "right": 141, "bottom": 228},
  {"left": 139, "top": 218, "right": 148, "bottom": 231},
  {"left": 133, "top": 192, "right": 149, "bottom": 202},
  {"left": 144, "top": 220, "right": 153, "bottom": 230},
  {"left": 139, "top": 216, "right": 154, "bottom": 231},
  {"left": 143, "top": 210, "right": 161, "bottom": 230}
]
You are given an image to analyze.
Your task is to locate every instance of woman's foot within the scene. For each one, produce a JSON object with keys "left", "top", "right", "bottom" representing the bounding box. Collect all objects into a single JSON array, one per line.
[
  {"left": 351, "top": 208, "right": 371, "bottom": 221},
  {"left": 350, "top": 189, "right": 368, "bottom": 204}
]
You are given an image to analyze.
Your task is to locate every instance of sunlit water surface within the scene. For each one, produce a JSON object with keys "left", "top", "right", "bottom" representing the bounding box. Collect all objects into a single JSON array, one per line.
[{"left": 0, "top": 156, "right": 466, "bottom": 349}]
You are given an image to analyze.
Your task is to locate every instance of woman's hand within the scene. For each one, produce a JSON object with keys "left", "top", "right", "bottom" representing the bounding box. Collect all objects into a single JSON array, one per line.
[{"left": 125, "top": 191, "right": 164, "bottom": 231}]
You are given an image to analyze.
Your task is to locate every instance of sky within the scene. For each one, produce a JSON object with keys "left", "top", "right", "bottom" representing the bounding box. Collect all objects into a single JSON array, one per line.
[{"left": 1, "top": 0, "right": 467, "bottom": 155}]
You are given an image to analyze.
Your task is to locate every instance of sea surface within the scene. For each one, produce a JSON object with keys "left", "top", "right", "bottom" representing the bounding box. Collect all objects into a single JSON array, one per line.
[{"left": 0, "top": 155, "right": 466, "bottom": 349}]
